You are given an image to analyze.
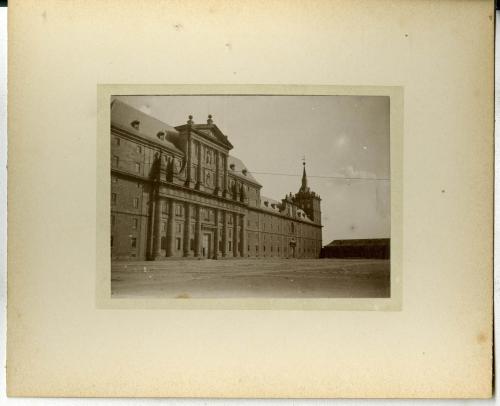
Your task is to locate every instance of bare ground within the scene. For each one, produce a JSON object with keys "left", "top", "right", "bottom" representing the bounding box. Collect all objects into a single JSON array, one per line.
[{"left": 111, "top": 258, "right": 390, "bottom": 298}]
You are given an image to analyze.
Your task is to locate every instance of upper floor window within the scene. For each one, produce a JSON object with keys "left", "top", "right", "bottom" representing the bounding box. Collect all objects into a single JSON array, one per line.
[
  {"left": 112, "top": 156, "right": 119, "bottom": 167},
  {"left": 132, "top": 218, "right": 138, "bottom": 229},
  {"left": 137, "top": 145, "right": 142, "bottom": 154},
  {"left": 111, "top": 193, "right": 117, "bottom": 205},
  {"left": 115, "top": 137, "right": 120, "bottom": 146},
  {"left": 135, "top": 163, "right": 141, "bottom": 173},
  {"left": 175, "top": 204, "right": 182, "bottom": 216},
  {"left": 133, "top": 197, "right": 139, "bottom": 208}
]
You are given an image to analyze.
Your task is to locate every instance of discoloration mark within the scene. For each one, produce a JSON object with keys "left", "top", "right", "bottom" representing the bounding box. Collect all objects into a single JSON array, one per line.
[
  {"left": 225, "top": 42, "right": 232, "bottom": 51},
  {"left": 477, "top": 332, "right": 487, "bottom": 344},
  {"left": 441, "top": 189, "right": 445, "bottom": 193},
  {"left": 176, "top": 293, "right": 190, "bottom": 299},
  {"left": 42, "top": 10, "right": 47, "bottom": 21},
  {"left": 404, "top": 33, "right": 408, "bottom": 38},
  {"left": 489, "top": 15, "right": 493, "bottom": 21},
  {"left": 173, "top": 24, "right": 183, "bottom": 31}
]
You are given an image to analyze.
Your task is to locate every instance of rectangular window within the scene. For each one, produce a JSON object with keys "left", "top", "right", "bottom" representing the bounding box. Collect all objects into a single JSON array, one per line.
[
  {"left": 228, "top": 241, "right": 232, "bottom": 251},
  {"left": 132, "top": 218, "right": 138, "bottom": 229},
  {"left": 175, "top": 204, "right": 182, "bottom": 216},
  {"left": 190, "top": 238, "right": 195, "bottom": 250},
  {"left": 137, "top": 145, "right": 142, "bottom": 153},
  {"left": 112, "top": 156, "right": 119, "bottom": 167},
  {"left": 161, "top": 236, "right": 166, "bottom": 250},
  {"left": 115, "top": 137, "right": 120, "bottom": 145},
  {"left": 112, "top": 176, "right": 118, "bottom": 183},
  {"left": 137, "top": 182, "right": 141, "bottom": 188},
  {"left": 162, "top": 222, "right": 166, "bottom": 232},
  {"left": 130, "top": 237, "right": 137, "bottom": 248},
  {"left": 229, "top": 216, "right": 233, "bottom": 225},
  {"left": 111, "top": 193, "right": 117, "bottom": 205},
  {"left": 111, "top": 215, "right": 115, "bottom": 227},
  {"left": 133, "top": 197, "right": 139, "bottom": 208},
  {"left": 176, "top": 223, "right": 182, "bottom": 233},
  {"left": 229, "top": 229, "right": 233, "bottom": 238},
  {"left": 176, "top": 238, "right": 181, "bottom": 250},
  {"left": 111, "top": 236, "right": 114, "bottom": 247},
  {"left": 135, "top": 163, "right": 141, "bottom": 173}
]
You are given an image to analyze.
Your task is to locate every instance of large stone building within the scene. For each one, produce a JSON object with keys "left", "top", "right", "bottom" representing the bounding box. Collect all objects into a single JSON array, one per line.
[{"left": 110, "top": 99, "right": 322, "bottom": 260}]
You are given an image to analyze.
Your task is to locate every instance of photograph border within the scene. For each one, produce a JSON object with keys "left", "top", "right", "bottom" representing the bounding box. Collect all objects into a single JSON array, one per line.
[{"left": 96, "top": 84, "right": 403, "bottom": 311}]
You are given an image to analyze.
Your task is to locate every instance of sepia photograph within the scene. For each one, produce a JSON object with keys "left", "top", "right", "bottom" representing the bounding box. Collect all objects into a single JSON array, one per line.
[{"left": 110, "top": 95, "right": 391, "bottom": 299}]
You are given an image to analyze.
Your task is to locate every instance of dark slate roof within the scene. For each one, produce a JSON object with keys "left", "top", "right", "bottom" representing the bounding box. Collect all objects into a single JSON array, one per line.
[
  {"left": 260, "top": 195, "right": 313, "bottom": 223},
  {"left": 111, "top": 99, "right": 183, "bottom": 155},
  {"left": 228, "top": 155, "right": 261, "bottom": 186},
  {"left": 327, "top": 238, "right": 390, "bottom": 247}
]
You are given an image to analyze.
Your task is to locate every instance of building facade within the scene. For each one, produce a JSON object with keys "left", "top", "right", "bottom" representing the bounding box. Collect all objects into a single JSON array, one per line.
[{"left": 110, "top": 99, "right": 322, "bottom": 260}]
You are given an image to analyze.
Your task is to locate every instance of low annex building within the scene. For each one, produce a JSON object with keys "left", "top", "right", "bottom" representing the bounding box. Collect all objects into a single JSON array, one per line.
[{"left": 110, "top": 100, "right": 323, "bottom": 260}]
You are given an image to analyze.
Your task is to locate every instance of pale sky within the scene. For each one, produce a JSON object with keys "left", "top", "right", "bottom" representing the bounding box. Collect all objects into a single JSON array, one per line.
[{"left": 114, "top": 95, "right": 390, "bottom": 244}]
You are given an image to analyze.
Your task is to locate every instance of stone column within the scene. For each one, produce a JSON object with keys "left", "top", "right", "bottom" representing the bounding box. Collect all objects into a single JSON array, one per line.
[
  {"left": 214, "top": 150, "right": 221, "bottom": 196},
  {"left": 214, "top": 209, "right": 220, "bottom": 259},
  {"left": 183, "top": 202, "right": 191, "bottom": 257},
  {"left": 195, "top": 141, "right": 202, "bottom": 190},
  {"left": 194, "top": 205, "right": 202, "bottom": 257},
  {"left": 153, "top": 193, "right": 163, "bottom": 259},
  {"left": 166, "top": 199, "right": 175, "bottom": 257},
  {"left": 240, "top": 213, "right": 247, "bottom": 257},
  {"left": 184, "top": 131, "right": 193, "bottom": 188},
  {"left": 222, "top": 210, "right": 228, "bottom": 257},
  {"left": 232, "top": 212, "right": 239, "bottom": 257},
  {"left": 222, "top": 154, "right": 229, "bottom": 198}
]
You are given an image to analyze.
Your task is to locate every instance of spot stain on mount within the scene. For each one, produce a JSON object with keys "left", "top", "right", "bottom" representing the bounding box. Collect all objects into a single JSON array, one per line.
[
  {"left": 476, "top": 332, "right": 487, "bottom": 344},
  {"left": 41, "top": 10, "right": 47, "bottom": 21},
  {"left": 173, "top": 24, "right": 183, "bottom": 31},
  {"left": 225, "top": 43, "right": 232, "bottom": 51}
]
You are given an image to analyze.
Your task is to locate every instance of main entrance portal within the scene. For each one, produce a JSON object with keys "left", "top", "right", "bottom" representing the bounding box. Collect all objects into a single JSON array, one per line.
[{"left": 202, "top": 233, "right": 211, "bottom": 258}]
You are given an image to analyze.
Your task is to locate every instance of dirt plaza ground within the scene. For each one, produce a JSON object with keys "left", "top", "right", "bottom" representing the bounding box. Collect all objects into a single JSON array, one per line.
[{"left": 111, "top": 258, "right": 390, "bottom": 298}]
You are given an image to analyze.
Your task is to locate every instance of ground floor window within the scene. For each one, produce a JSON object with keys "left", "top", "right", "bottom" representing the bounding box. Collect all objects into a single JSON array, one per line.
[
  {"left": 228, "top": 241, "right": 232, "bottom": 251},
  {"left": 161, "top": 236, "right": 166, "bottom": 250},
  {"left": 130, "top": 237, "right": 137, "bottom": 248},
  {"left": 190, "top": 238, "right": 195, "bottom": 250},
  {"left": 219, "top": 240, "right": 223, "bottom": 251},
  {"left": 176, "top": 238, "right": 181, "bottom": 250},
  {"left": 111, "top": 236, "right": 114, "bottom": 247}
]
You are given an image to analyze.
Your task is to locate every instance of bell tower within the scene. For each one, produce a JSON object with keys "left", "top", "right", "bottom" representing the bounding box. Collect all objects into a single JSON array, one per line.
[{"left": 293, "top": 161, "right": 322, "bottom": 225}]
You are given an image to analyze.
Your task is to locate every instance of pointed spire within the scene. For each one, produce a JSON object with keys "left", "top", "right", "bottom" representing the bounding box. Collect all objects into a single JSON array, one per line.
[{"left": 300, "top": 160, "right": 308, "bottom": 192}]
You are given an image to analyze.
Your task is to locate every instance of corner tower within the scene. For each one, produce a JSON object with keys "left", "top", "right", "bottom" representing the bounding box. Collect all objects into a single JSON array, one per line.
[{"left": 293, "top": 161, "right": 322, "bottom": 225}]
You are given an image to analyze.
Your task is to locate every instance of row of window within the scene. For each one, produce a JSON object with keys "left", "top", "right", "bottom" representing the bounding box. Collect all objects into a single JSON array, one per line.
[
  {"left": 111, "top": 234, "right": 318, "bottom": 256},
  {"left": 114, "top": 137, "right": 143, "bottom": 154},
  {"left": 112, "top": 156, "right": 141, "bottom": 173},
  {"left": 112, "top": 177, "right": 142, "bottom": 188},
  {"left": 111, "top": 193, "right": 139, "bottom": 208}
]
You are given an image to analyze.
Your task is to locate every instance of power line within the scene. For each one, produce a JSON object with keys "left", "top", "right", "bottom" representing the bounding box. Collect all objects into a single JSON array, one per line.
[
  {"left": 251, "top": 171, "right": 390, "bottom": 181},
  {"left": 112, "top": 159, "right": 390, "bottom": 181}
]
